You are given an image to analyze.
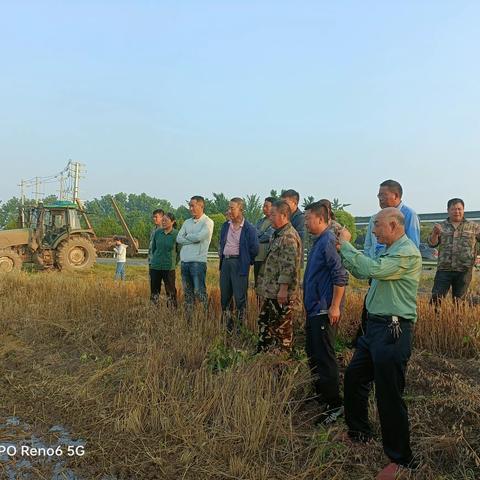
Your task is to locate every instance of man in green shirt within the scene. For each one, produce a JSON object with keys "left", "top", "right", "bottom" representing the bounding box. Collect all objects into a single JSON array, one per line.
[{"left": 338, "top": 208, "right": 422, "bottom": 480}]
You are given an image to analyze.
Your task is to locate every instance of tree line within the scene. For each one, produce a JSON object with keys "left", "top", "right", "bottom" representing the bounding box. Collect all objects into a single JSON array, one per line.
[{"left": 0, "top": 191, "right": 358, "bottom": 249}]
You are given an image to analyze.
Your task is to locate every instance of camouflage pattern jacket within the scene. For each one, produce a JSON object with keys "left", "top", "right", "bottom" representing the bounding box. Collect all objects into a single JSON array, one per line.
[
  {"left": 430, "top": 218, "right": 480, "bottom": 271},
  {"left": 256, "top": 223, "right": 302, "bottom": 300}
]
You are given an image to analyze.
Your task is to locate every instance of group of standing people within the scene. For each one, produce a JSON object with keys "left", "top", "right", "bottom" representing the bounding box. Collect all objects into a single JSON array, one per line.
[{"left": 114, "top": 181, "right": 478, "bottom": 480}]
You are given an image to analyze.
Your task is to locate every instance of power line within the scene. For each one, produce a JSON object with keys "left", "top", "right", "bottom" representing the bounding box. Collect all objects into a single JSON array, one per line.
[{"left": 19, "top": 160, "right": 86, "bottom": 204}]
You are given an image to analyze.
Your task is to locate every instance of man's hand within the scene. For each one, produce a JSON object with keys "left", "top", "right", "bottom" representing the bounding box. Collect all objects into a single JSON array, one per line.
[
  {"left": 432, "top": 223, "right": 442, "bottom": 236},
  {"left": 339, "top": 227, "right": 352, "bottom": 243},
  {"left": 277, "top": 284, "right": 289, "bottom": 305},
  {"left": 328, "top": 305, "right": 341, "bottom": 325}
]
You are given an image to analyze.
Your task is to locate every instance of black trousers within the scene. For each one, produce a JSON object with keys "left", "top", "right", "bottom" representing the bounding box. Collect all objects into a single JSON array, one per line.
[
  {"left": 150, "top": 269, "right": 177, "bottom": 308},
  {"left": 220, "top": 258, "right": 249, "bottom": 330},
  {"left": 305, "top": 314, "right": 342, "bottom": 408},
  {"left": 344, "top": 314, "right": 413, "bottom": 467},
  {"left": 351, "top": 294, "right": 369, "bottom": 347},
  {"left": 430, "top": 269, "right": 473, "bottom": 304}
]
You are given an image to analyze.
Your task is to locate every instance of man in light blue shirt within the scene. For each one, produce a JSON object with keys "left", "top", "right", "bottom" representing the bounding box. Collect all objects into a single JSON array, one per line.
[
  {"left": 177, "top": 195, "right": 214, "bottom": 312},
  {"left": 364, "top": 180, "right": 420, "bottom": 258}
]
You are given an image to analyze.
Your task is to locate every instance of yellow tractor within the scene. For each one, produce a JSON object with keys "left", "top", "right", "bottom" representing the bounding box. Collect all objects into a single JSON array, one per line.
[{"left": 0, "top": 201, "right": 97, "bottom": 273}]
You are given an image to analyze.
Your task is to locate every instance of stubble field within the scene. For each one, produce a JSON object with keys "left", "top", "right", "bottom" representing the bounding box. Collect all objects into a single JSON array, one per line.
[{"left": 0, "top": 264, "right": 479, "bottom": 479}]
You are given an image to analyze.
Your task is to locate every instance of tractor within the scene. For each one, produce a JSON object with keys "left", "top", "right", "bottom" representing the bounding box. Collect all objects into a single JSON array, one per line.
[{"left": 0, "top": 201, "right": 97, "bottom": 273}]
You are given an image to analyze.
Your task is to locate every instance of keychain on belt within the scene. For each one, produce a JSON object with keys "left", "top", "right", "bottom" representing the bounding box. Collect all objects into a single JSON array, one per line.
[{"left": 389, "top": 315, "right": 402, "bottom": 340}]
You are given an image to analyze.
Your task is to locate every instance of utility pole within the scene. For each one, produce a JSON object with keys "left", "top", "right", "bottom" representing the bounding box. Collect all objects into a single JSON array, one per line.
[
  {"left": 71, "top": 161, "right": 84, "bottom": 203},
  {"left": 59, "top": 174, "right": 65, "bottom": 200},
  {"left": 34, "top": 177, "right": 40, "bottom": 205},
  {"left": 19, "top": 180, "right": 25, "bottom": 205},
  {"left": 19, "top": 180, "right": 25, "bottom": 227}
]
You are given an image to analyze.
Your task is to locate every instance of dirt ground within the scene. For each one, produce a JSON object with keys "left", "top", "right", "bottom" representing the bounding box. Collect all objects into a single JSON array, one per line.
[{"left": 0, "top": 269, "right": 479, "bottom": 479}]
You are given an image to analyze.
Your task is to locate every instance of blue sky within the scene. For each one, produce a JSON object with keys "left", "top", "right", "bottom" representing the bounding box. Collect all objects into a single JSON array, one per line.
[{"left": 1, "top": 1, "right": 479, "bottom": 215}]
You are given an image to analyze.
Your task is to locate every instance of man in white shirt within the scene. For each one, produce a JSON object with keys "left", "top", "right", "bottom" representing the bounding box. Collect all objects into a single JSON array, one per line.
[{"left": 176, "top": 196, "right": 214, "bottom": 312}]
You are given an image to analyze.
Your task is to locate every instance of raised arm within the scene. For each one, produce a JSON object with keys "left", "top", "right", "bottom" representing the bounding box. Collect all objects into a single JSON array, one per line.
[{"left": 340, "top": 241, "right": 415, "bottom": 281}]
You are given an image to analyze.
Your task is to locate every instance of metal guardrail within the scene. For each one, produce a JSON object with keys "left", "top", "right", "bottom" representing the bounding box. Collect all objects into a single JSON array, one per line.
[{"left": 123, "top": 248, "right": 442, "bottom": 267}]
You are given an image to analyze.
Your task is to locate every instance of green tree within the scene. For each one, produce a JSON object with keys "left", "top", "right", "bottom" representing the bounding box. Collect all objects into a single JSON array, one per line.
[
  {"left": 212, "top": 192, "right": 230, "bottom": 214},
  {"left": 209, "top": 213, "right": 226, "bottom": 251},
  {"left": 0, "top": 195, "right": 58, "bottom": 229},
  {"left": 93, "top": 216, "right": 123, "bottom": 237},
  {"left": 244, "top": 194, "right": 263, "bottom": 224},
  {"left": 269, "top": 189, "right": 285, "bottom": 200},
  {"left": 269, "top": 189, "right": 279, "bottom": 199},
  {"left": 0, "top": 197, "right": 22, "bottom": 229},
  {"left": 84, "top": 192, "right": 173, "bottom": 245},
  {"left": 302, "top": 195, "right": 316, "bottom": 209},
  {"left": 335, "top": 210, "right": 357, "bottom": 243},
  {"left": 175, "top": 204, "right": 190, "bottom": 221},
  {"left": 129, "top": 217, "right": 151, "bottom": 248},
  {"left": 332, "top": 198, "right": 351, "bottom": 211}
]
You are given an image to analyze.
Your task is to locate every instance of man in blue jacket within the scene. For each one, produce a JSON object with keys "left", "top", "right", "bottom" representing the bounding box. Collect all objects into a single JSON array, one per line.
[
  {"left": 219, "top": 198, "right": 259, "bottom": 332},
  {"left": 304, "top": 202, "right": 348, "bottom": 425}
]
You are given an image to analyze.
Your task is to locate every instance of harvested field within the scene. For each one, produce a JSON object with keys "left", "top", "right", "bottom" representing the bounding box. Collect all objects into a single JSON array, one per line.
[{"left": 0, "top": 266, "right": 479, "bottom": 479}]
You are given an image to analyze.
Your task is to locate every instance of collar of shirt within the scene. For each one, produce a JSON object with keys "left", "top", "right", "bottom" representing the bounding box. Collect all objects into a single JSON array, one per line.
[
  {"left": 228, "top": 218, "right": 245, "bottom": 228},
  {"left": 273, "top": 223, "right": 290, "bottom": 237},
  {"left": 193, "top": 214, "right": 205, "bottom": 223},
  {"left": 379, "top": 234, "right": 408, "bottom": 256},
  {"left": 445, "top": 217, "right": 466, "bottom": 226},
  {"left": 311, "top": 227, "right": 330, "bottom": 246}
]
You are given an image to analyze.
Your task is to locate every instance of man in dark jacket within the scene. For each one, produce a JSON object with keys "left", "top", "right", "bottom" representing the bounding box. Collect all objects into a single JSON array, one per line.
[
  {"left": 304, "top": 202, "right": 348, "bottom": 425},
  {"left": 281, "top": 189, "right": 305, "bottom": 244},
  {"left": 254, "top": 196, "right": 275, "bottom": 286},
  {"left": 219, "top": 198, "right": 259, "bottom": 332}
]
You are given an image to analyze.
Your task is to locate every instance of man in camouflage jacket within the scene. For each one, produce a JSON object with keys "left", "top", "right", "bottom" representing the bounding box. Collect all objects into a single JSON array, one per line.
[
  {"left": 256, "top": 200, "right": 302, "bottom": 354},
  {"left": 428, "top": 198, "right": 480, "bottom": 304}
]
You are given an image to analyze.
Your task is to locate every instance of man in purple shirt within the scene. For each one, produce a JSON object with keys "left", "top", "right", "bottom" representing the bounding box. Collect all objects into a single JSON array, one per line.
[{"left": 219, "top": 198, "right": 259, "bottom": 332}]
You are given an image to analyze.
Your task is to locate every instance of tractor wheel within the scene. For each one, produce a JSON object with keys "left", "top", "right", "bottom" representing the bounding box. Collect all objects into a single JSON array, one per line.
[
  {"left": 56, "top": 237, "right": 97, "bottom": 272},
  {"left": 0, "top": 248, "right": 23, "bottom": 273}
]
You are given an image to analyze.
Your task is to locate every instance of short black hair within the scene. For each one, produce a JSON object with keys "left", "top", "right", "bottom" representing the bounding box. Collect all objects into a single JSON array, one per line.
[
  {"left": 305, "top": 201, "right": 329, "bottom": 222},
  {"left": 379, "top": 180, "right": 403, "bottom": 198},
  {"left": 264, "top": 196, "right": 276, "bottom": 204},
  {"left": 318, "top": 198, "right": 335, "bottom": 220},
  {"left": 447, "top": 198, "right": 464, "bottom": 209},
  {"left": 190, "top": 195, "right": 205, "bottom": 206},
  {"left": 164, "top": 211, "right": 177, "bottom": 228},
  {"left": 272, "top": 200, "right": 292, "bottom": 220},
  {"left": 280, "top": 189, "right": 300, "bottom": 203},
  {"left": 152, "top": 209, "right": 164, "bottom": 216}
]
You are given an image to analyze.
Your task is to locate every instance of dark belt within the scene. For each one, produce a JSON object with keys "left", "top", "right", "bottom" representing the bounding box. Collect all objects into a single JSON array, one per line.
[
  {"left": 367, "top": 313, "right": 408, "bottom": 323},
  {"left": 223, "top": 255, "right": 240, "bottom": 259}
]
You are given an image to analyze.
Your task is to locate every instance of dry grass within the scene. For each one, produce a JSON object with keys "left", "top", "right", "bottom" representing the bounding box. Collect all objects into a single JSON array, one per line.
[{"left": 0, "top": 269, "right": 479, "bottom": 479}]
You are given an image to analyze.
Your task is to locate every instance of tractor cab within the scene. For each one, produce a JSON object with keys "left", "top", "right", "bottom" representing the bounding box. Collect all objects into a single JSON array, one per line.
[{"left": 22, "top": 201, "right": 92, "bottom": 248}]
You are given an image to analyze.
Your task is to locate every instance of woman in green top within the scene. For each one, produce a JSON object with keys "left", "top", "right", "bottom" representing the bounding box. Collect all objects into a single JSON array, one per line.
[{"left": 150, "top": 212, "right": 180, "bottom": 307}]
